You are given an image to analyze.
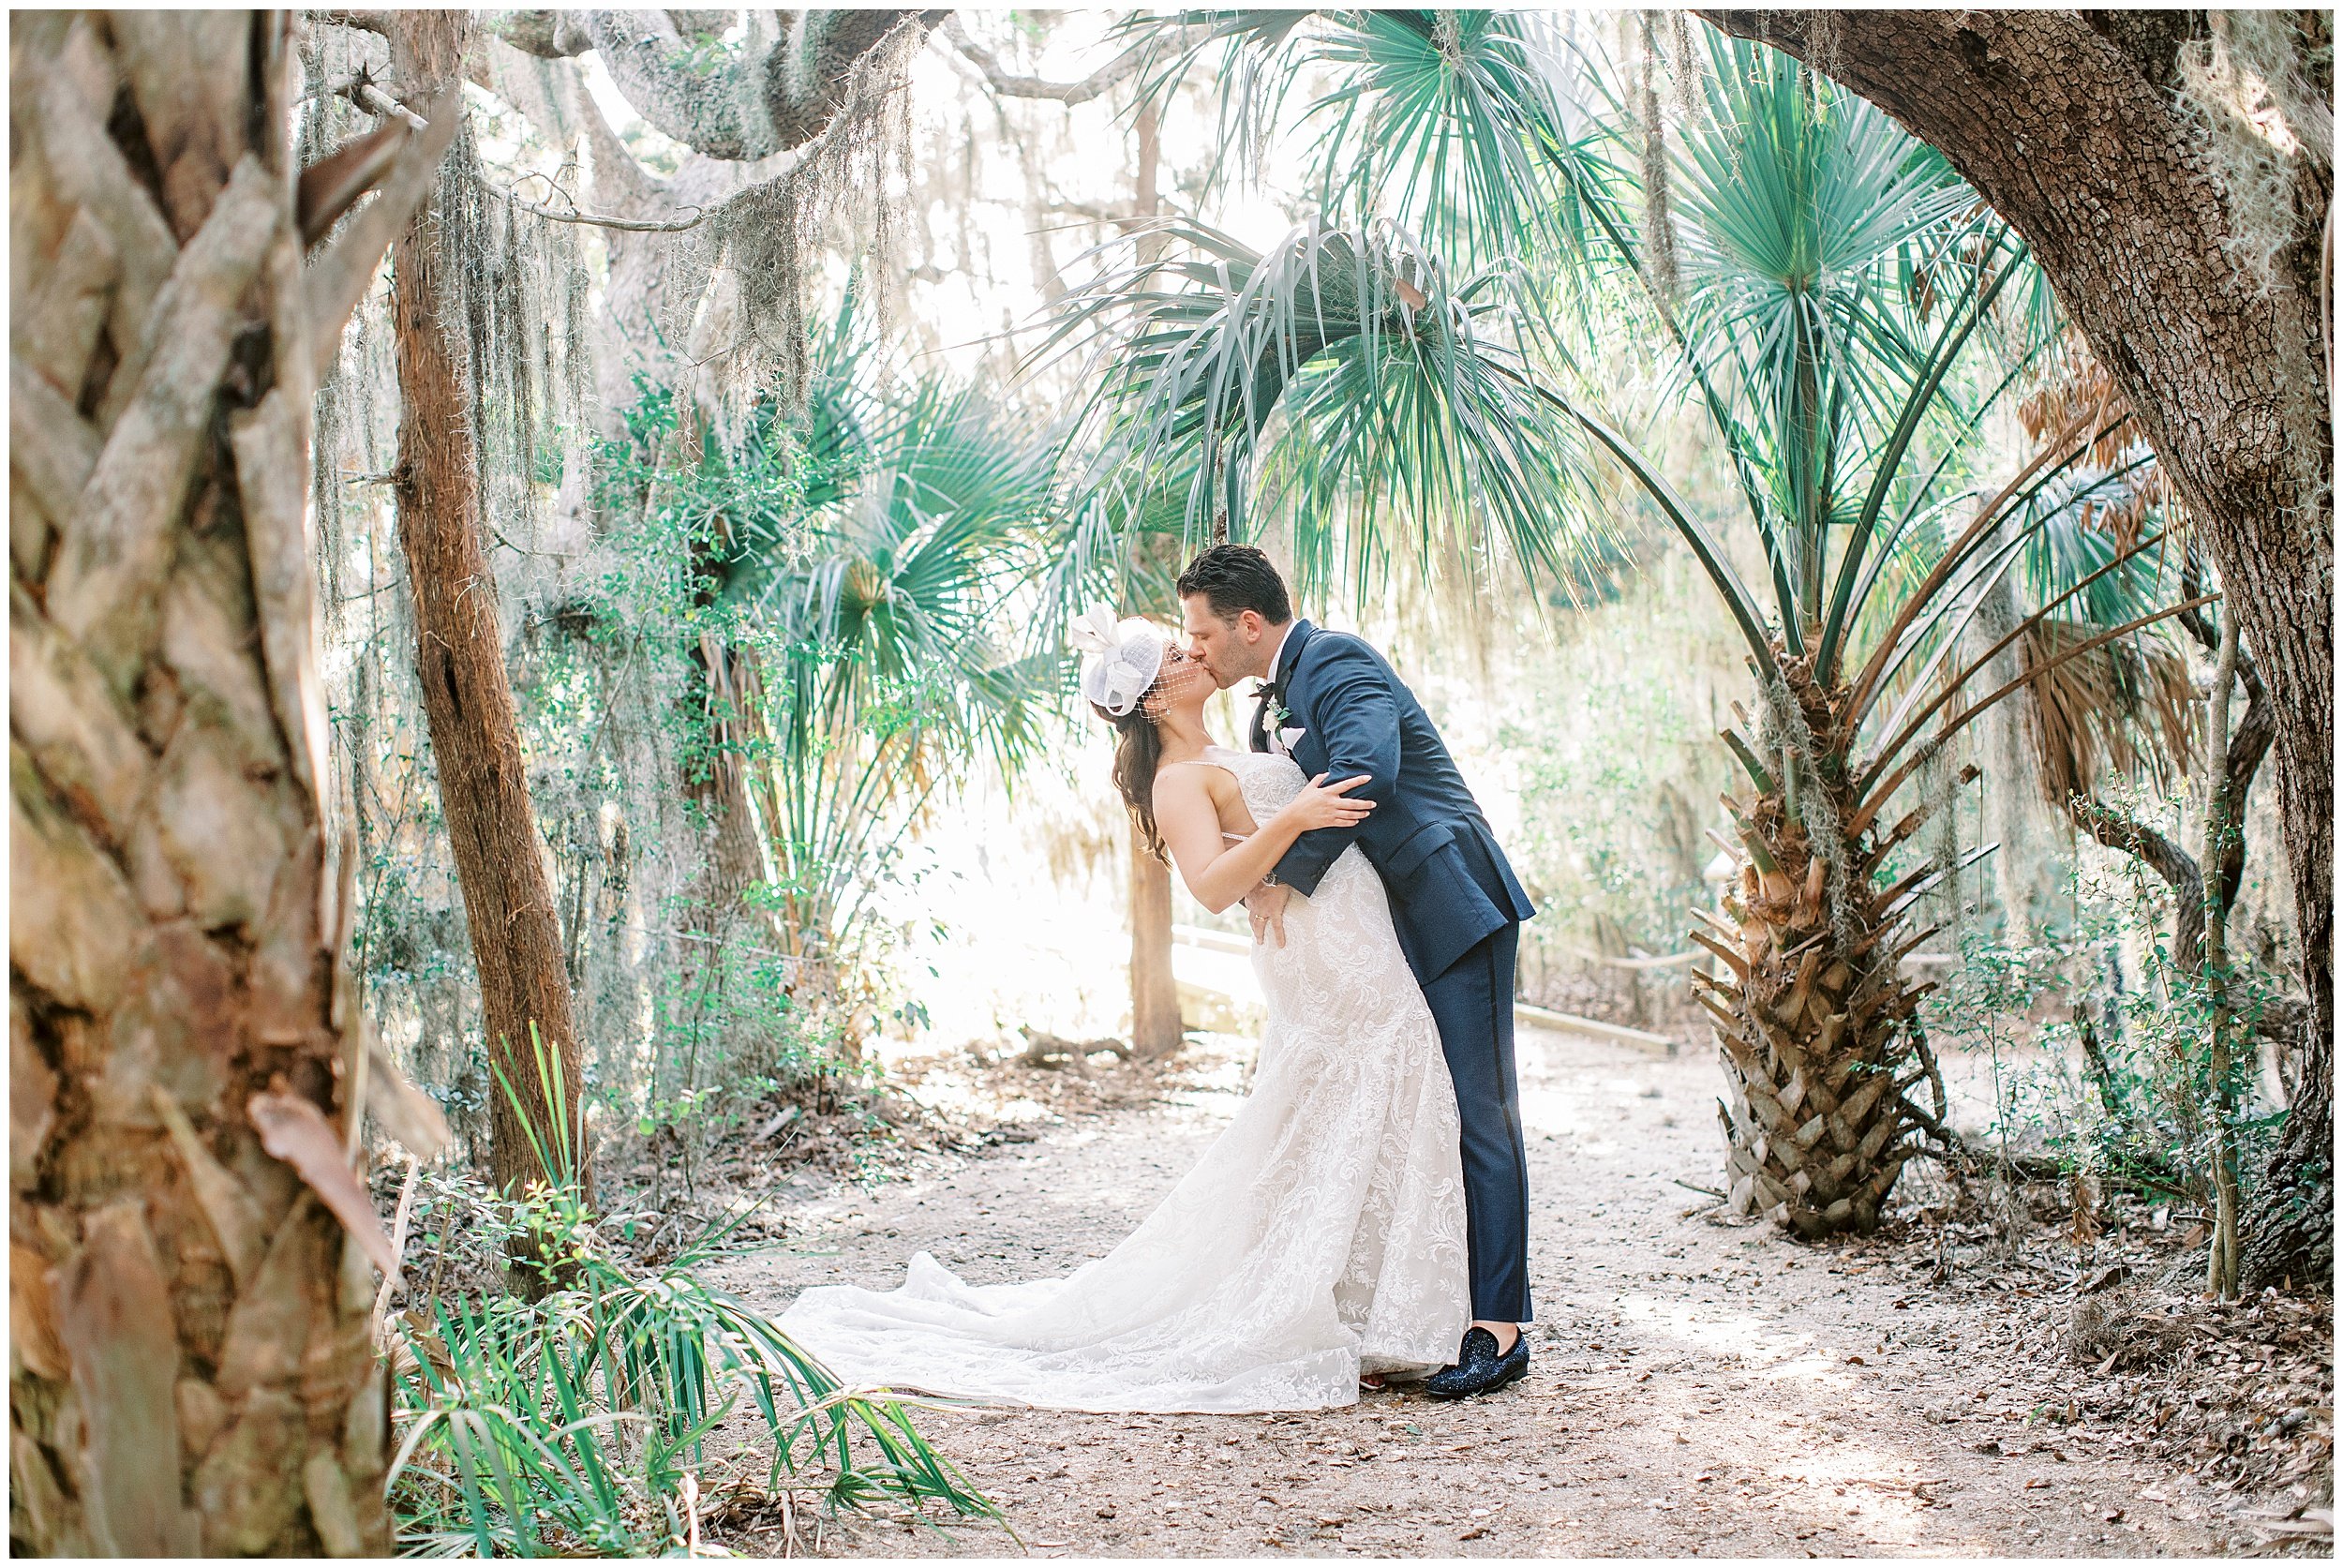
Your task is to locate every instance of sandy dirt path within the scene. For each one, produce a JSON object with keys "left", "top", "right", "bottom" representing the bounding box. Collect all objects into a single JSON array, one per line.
[{"left": 709, "top": 1024, "right": 2237, "bottom": 1557}]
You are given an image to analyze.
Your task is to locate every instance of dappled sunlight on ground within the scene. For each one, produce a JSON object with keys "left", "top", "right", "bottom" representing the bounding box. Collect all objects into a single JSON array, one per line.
[{"left": 1612, "top": 1292, "right": 1817, "bottom": 1365}]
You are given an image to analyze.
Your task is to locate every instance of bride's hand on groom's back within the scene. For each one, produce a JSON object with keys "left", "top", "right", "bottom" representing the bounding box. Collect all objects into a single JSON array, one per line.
[{"left": 1282, "top": 772, "right": 1376, "bottom": 833}]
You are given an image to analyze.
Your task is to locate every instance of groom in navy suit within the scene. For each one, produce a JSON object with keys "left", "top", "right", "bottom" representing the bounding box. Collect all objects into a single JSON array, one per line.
[{"left": 1178, "top": 544, "right": 1537, "bottom": 1398}]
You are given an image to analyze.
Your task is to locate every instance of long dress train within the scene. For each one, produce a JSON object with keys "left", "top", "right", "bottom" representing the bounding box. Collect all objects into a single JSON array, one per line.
[{"left": 774, "top": 745, "right": 1470, "bottom": 1411}]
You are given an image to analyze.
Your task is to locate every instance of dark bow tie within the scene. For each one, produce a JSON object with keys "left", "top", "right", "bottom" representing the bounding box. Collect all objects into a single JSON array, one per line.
[{"left": 1252, "top": 679, "right": 1283, "bottom": 702}]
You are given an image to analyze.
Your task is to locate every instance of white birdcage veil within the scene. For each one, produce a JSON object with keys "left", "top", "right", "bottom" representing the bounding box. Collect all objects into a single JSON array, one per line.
[{"left": 1069, "top": 605, "right": 1167, "bottom": 717}]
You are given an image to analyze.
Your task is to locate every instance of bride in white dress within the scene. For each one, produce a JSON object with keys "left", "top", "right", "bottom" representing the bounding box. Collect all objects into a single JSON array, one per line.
[{"left": 775, "top": 610, "right": 1470, "bottom": 1411}]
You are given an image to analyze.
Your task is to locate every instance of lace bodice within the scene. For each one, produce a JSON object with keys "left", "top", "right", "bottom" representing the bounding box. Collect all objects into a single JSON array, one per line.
[
  {"left": 1203, "top": 742, "right": 1306, "bottom": 828},
  {"left": 775, "top": 740, "right": 1469, "bottom": 1411}
]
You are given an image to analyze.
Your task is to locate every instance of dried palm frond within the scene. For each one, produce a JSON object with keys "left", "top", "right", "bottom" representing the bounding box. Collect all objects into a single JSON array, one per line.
[
  {"left": 2016, "top": 331, "right": 2172, "bottom": 544},
  {"left": 2022, "top": 615, "right": 2198, "bottom": 805}
]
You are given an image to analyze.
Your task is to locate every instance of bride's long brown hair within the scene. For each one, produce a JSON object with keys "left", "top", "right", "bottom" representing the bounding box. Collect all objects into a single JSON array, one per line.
[{"left": 1097, "top": 695, "right": 1169, "bottom": 862}]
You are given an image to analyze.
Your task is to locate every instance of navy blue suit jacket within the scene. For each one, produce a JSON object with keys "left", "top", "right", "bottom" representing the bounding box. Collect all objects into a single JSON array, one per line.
[{"left": 1251, "top": 620, "right": 1535, "bottom": 982}]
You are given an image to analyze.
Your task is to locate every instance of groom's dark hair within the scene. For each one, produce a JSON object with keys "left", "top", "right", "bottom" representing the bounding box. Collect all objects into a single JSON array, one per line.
[{"left": 1177, "top": 544, "right": 1291, "bottom": 625}]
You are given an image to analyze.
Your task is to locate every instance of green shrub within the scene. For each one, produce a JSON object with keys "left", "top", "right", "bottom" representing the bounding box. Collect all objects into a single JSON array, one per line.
[{"left": 385, "top": 1040, "right": 997, "bottom": 1555}]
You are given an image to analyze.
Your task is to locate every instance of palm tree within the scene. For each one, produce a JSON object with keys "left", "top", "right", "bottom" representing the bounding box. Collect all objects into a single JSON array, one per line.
[
  {"left": 713, "top": 338, "right": 1063, "bottom": 1027},
  {"left": 1055, "top": 13, "right": 2206, "bottom": 1235}
]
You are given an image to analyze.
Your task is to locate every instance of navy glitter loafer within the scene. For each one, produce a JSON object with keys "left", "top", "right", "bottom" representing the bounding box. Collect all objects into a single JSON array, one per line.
[{"left": 1423, "top": 1326, "right": 1530, "bottom": 1399}]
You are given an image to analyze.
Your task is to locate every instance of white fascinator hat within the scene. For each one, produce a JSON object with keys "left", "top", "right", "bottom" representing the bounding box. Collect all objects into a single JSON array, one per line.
[{"left": 1069, "top": 604, "right": 1167, "bottom": 718}]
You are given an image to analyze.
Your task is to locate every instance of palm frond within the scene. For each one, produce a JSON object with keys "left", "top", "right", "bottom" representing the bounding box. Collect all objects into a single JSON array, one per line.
[
  {"left": 1043, "top": 214, "right": 1614, "bottom": 605},
  {"left": 2022, "top": 616, "right": 2198, "bottom": 804},
  {"left": 682, "top": 321, "right": 1069, "bottom": 981}
]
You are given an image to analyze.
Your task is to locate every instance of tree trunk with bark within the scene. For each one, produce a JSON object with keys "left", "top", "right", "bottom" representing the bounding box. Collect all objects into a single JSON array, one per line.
[
  {"left": 1701, "top": 6, "right": 2333, "bottom": 1288},
  {"left": 10, "top": 10, "right": 450, "bottom": 1553},
  {"left": 1128, "top": 832, "right": 1185, "bottom": 1060},
  {"left": 474, "top": 39, "right": 784, "bottom": 1025},
  {"left": 389, "top": 13, "right": 589, "bottom": 1208},
  {"left": 1123, "top": 97, "right": 1186, "bottom": 1062}
]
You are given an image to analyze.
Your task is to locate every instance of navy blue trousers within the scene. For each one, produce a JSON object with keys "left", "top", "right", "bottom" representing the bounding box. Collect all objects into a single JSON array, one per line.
[{"left": 1421, "top": 922, "right": 1531, "bottom": 1323}]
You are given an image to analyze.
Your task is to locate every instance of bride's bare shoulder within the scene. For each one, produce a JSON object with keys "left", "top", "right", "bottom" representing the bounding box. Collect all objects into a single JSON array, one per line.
[
  {"left": 1156, "top": 755, "right": 1235, "bottom": 803},
  {"left": 1156, "top": 755, "right": 1215, "bottom": 784}
]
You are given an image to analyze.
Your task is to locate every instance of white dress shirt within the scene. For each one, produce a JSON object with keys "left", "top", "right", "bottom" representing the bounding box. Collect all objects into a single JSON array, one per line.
[{"left": 1260, "top": 620, "right": 1300, "bottom": 756}]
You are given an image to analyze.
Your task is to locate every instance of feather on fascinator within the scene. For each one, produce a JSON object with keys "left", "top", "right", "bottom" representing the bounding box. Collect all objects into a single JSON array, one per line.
[{"left": 1071, "top": 605, "right": 1166, "bottom": 717}]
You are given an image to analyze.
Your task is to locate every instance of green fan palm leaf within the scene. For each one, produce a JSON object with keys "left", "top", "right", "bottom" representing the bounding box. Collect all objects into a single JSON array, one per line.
[{"left": 1047, "top": 213, "right": 1613, "bottom": 615}]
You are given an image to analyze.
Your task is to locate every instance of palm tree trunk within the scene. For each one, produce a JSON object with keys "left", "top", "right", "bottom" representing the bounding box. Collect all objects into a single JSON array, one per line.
[
  {"left": 9, "top": 11, "right": 447, "bottom": 1551},
  {"left": 1696, "top": 655, "right": 1943, "bottom": 1236},
  {"left": 387, "top": 12, "right": 589, "bottom": 1208}
]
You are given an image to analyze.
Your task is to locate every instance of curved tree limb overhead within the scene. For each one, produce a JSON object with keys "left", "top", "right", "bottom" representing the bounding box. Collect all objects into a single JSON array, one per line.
[
  {"left": 940, "top": 14, "right": 1150, "bottom": 105},
  {"left": 484, "top": 9, "right": 936, "bottom": 158},
  {"left": 477, "top": 9, "right": 592, "bottom": 56},
  {"left": 485, "top": 8, "right": 745, "bottom": 58}
]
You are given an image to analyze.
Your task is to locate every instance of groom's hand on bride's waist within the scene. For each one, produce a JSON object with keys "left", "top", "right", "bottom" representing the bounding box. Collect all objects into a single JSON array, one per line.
[{"left": 1246, "top": 881, "right": 1291, "bottom": 948}]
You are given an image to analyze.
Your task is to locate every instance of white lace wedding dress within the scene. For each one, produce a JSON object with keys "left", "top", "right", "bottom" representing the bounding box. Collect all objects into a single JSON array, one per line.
[{"left": 775, "top": 745, "right": 1470, "bottom": 1411}]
